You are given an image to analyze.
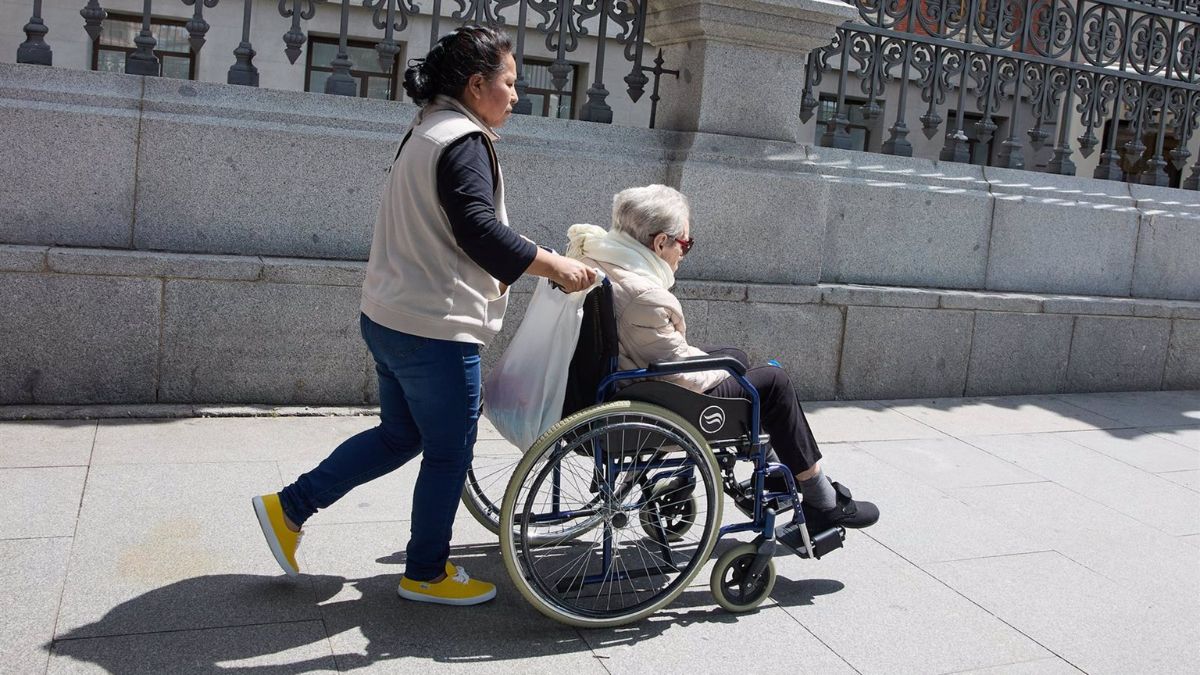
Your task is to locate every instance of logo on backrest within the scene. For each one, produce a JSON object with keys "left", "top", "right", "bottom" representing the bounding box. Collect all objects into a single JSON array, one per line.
[{"left": 699, "top": 405, "right": 725, "bottom": 434}]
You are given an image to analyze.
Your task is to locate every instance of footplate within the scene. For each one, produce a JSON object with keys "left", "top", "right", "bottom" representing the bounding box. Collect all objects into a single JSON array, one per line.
[{"left": 775, "top": 521, "right": 846, "bottom": 559}]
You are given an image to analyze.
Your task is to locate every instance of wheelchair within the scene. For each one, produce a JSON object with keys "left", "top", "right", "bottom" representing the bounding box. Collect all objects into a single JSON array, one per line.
[{"left": 462, "top": 278, "right": 845, "bottom": 627}]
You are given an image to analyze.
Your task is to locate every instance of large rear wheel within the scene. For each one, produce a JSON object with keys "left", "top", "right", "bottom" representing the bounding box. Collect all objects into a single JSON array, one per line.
[{"left": 500, "top": 400, "right": 723, "bottom": 628}]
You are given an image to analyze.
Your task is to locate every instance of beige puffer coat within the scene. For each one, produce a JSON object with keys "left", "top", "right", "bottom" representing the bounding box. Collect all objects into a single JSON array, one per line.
[{"left": 580, "top": 256, "right": 727, "bottom": 393}]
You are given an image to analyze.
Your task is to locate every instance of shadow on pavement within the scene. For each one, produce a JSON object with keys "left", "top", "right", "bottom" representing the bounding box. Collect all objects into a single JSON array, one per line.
[{"left": 47, "top": 544, "right": 844, "bottom": 673}]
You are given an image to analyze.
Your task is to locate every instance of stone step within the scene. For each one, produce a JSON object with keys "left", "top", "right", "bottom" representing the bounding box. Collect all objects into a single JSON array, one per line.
[{"left": 1, "top": 244, "right": 1197, "bottom": 405}]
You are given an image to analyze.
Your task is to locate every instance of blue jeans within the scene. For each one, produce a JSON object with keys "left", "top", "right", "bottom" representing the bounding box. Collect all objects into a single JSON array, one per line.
[{"left": 279, "top": 313, "right": 481, "bottom": 581}]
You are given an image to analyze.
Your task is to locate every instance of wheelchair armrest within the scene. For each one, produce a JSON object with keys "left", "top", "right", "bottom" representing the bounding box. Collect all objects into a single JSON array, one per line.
[{"left": 647, "top": 354, "right": 747, "bottom": 377}]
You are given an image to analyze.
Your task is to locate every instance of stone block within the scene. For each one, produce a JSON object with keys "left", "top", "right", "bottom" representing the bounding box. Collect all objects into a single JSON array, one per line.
[
  {"left": 679, "top": 298, "right": 710, "bottom": 345},
  {"left": 0, "top": 273, "right": 160, "bottom": 404},
  {"left": 1043, "top": 295, "right": 1137, "bottom": 316},
  {"left": 1132, "top": 299, "right": 1186, "bottom": 319},
  {"left": 986, "top": 195, "right": 1140, "bottom": 296},
  {"left": 986, "top": 164, "right": 1137, "bottom": 205},
  {"left": 1066, "top": 316, "right": 1172, "bottom": 392},
  {"left": 159, "top": 280, "right": 367, "bottom": 404},
  {"left": 1165, "top": 319, "right": 1200, "bottom": 390},
  {"left": 745, "top": 283, "right": 822, "bottom": 304},
  {"left": 938, "top": 289, "right": 1044, "bottom": 313},
  {"left": 821, "top": 178, "right": 992, "bottom": 289},
  {"left": 804, "top": 145, "right": 989, "bottom": 189},
  {"left": 0, "top": 244, "right": 47, "bottom": 272},
  {"left": 501, "top": 149, "right": 667, "bottom": 252},
  {"left": 673, "top": 279, "right": 747, "bottom": 301},
  {"left": 839, "top": 307, "right": 973, "bottom": 399},
  {"left": 1131, "top": 213, "right": 1200, "bottom": 301},
  {"left": 821, "top": 283, "right": 941, "bottom": 309},
  {"left": 1175, "top": 303, "right": 1200, "bottom": 319},
  {"left": 0, "top": 65, "right": 139, "bottom": 248},
  {"left": 132, "top": 81, "right": 397, "bottom": 259},
  {"left": 260, "top": 257, "right": 366, "bottom": 286},
  {"left": 704, "top": 300, "right": 843, "bottom": 399},
  {"left": 676, "top": 162, "right": 829, "bottom": 284},
  {"left": 48, "top": 248, "right": 262, "bottom": 280},
  {"left": 966, "top": 312, "right": 1074, "bottom": 396}
]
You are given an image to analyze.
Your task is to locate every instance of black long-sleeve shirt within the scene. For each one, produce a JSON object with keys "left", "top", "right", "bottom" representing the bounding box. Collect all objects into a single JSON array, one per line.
[{"left": 436, "top": 134, "right": 538, "bottom": 286}]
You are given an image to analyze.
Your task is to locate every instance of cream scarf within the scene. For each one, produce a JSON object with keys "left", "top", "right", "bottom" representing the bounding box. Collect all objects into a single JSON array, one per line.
[{"left": 566, "top": 224, "right": 674, "bottom": 289}]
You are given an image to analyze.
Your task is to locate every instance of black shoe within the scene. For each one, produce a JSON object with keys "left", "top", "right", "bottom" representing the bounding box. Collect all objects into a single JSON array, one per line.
[{"left": 801, "top": 482, "right": 879, "bottom": 532}]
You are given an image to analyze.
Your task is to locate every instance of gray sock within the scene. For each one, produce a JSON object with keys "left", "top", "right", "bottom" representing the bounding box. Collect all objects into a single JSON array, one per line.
[{"left": 799, "top": 469, "right": 836, "bottom": 511}]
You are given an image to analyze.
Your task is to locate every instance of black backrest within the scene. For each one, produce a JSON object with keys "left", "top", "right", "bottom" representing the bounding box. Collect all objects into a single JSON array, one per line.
[{"left": 561, "top": 281, "right": 618, "bottom": 418}]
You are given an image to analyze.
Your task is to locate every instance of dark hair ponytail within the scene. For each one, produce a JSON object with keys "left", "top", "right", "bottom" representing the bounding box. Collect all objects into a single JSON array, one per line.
[{"left": 403, "top": 26, "right": 513, "bottom": 106}]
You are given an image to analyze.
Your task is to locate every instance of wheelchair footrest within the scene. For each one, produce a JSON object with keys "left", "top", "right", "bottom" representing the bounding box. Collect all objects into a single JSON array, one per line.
[{"left": 775, "top": 521, "right": 846, "bottom": 559}]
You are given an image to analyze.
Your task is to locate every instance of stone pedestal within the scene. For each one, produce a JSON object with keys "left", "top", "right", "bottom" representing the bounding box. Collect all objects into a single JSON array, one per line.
[{"left": 645, "top": 0, "right": 856, "bottom": 142}]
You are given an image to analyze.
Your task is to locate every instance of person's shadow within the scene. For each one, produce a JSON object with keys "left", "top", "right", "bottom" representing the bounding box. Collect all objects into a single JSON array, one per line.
[{"left": 47, "top": 542, "right": 843, "bottom": 673}]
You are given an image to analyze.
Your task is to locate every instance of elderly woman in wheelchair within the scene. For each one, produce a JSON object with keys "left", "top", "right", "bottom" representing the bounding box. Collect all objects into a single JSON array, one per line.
[{"left": 463, "top": 184, "right": 877, "bottom": 627}]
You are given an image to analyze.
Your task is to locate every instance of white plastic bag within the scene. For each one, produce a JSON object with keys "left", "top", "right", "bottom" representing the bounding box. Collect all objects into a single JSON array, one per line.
[{"left": 484, "top": 275, "right": 600, "bottom": 449}]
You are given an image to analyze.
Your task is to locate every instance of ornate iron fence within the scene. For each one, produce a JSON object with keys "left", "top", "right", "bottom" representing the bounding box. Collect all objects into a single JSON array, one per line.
[
  {"left": 16, "top": 0, "right": 671, "bottom": 125},
  {"left": 802, "top": 0, "right": 1200, "bottom": 188}
]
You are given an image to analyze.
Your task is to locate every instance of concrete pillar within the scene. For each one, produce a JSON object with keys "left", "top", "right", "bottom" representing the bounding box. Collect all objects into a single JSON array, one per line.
[{"left": 644, "top": 0, "right": 856, "bottom": 142}]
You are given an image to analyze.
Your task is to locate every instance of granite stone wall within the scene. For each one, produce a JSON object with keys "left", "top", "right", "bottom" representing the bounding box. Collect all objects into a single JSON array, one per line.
[{"left": 2, "top": 62, "right": 1198, "bottom": 404}]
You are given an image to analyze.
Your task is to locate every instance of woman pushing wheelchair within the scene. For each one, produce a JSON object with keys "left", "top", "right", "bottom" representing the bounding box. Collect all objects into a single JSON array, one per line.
[{"left": 565, "top": 184, "right": 879, "bottom": 534}]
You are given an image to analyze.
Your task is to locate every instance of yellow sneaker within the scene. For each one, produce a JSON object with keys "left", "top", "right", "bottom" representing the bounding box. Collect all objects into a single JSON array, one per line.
[
  {"left": 252, "top": 493, "right": 301, "bottom": 577},
  {"left": 397, "top": 562, "right": 496, "bottom": 606}
]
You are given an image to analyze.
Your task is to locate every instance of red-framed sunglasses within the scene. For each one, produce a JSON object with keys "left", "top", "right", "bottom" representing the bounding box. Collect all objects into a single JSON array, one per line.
[{"left": 657, "top": 233, "right": 695, "bottom": 255}]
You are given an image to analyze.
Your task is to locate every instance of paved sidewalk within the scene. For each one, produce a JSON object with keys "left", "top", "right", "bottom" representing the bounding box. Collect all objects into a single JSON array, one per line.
[{"left": 2, "top": 391, "right": 1197, "bottom": 674}]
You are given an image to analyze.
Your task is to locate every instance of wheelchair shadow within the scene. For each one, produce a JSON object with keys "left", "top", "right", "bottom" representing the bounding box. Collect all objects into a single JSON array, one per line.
[{"left": 49, "top": 541, "right": 844, "bottom": 673}]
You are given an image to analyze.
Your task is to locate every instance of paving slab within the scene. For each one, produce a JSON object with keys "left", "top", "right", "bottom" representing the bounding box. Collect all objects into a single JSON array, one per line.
[
  {"left": 1147, "top": 424, "right": 1200, "bottom": 451},
  {"left": 854, "top": 436, "right": 1044, "bottom": 489},
  {"left": 0, "top": 466, "right": 87, "bottom": 539},
  {"left": 881, "top": 396, "right": 1123, "bottom": 437},
  {"left": 49, "top": 620, "right": 337, "bottom": 674},
  {"left": 953, "top": 658, "right": 1084, "bottom": 674},
  {"left": 924, "top": 551, "right": 1200, "bottom": 675},
  {"left": 55, "top": 462, "right": 322, "bottom": 639},
  {"left": 818, "top": 445, "right": 1043, "bottom": 564},
  {"left": 952, "top": 481, "right": 1200, "bottom": 600},
  {"left": 1055, "top": 390, "right": 1200, "bottom": 428},
  {"left": 578, "top": 597, "right": 856, "bottom": 674},
  {"left": 1159, "top": 469, "right": 1199, "bottom": 492},
  {"left": 91, "top": 416, "right": 379, "bottom": 465},
  {"left": 801, "top": 400, "right": 947, "bottom": 443},
  {"left": 771, "top": 533, "right": 1051, "bottom": 675},
  {"left": 1053, "top": 428, "right": 1199, "bottom": 473},
  {"left": 0, "top": 420, "right": 94, "bottom": 467},
  {"left": 0, "top": 537, "right": 71, "bottom": 675},
  {"left": 963, "top": 433, "right": 1200, "bottom": 536},
  {"left": 298, "top": 520, "right": 605, "bottom": 674}
]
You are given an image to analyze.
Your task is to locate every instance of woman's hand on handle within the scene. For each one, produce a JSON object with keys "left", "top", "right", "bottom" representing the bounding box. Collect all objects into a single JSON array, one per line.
[{"left": 527, "top": 248, "right": 597, "bottom": 293}]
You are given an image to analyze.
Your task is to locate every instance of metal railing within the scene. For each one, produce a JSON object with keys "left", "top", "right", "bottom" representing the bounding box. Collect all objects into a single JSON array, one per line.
[
  {"left": 16, "top": 0, "right": 674, "bottom": 125},
  {"left": 803, "top": 0, "right": 1200, "bottom": 188}
]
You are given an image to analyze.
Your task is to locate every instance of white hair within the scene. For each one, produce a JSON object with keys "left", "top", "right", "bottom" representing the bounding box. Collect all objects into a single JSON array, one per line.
[{"left": 611, "top": 185, "right": 690, "bottom": 247}]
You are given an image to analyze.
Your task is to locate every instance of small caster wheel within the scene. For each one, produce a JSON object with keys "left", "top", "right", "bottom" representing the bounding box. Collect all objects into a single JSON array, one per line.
[
  {"left": 640, "top": 478, "right": 696, "bottom": 542},
  {"left": 710, "top": 542, "right": 776, "bottom": 612}
]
